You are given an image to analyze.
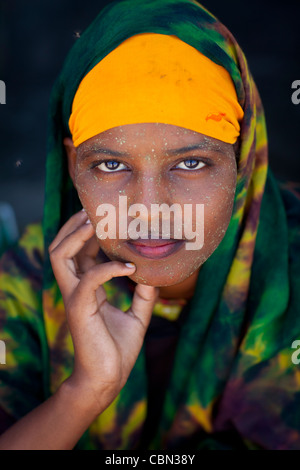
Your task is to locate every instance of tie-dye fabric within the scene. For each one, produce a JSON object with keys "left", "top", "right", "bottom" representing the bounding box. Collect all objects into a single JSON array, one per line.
[{"left": 0, "top": 0, "right": 300, "bottom": 450}]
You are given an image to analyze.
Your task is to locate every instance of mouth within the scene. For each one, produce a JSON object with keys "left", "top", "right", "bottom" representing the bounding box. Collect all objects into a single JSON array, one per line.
[{"left": 125, "top": 238, "right": 185, "bottom": 260}]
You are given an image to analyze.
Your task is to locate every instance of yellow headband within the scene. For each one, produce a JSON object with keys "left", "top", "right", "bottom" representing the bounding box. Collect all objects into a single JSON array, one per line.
[{"left": 69, "top": 33, "right": 244, "bottom": 147}]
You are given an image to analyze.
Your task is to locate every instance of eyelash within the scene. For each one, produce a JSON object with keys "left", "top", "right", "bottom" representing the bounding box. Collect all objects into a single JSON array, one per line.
[{"left": 92, "top": 158, "right": 210, "bottom": 173}]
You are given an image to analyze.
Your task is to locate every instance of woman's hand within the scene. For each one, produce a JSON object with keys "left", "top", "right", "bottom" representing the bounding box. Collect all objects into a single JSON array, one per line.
[{"left": 48, "top": 209, "right": 159, "bottom": 415}]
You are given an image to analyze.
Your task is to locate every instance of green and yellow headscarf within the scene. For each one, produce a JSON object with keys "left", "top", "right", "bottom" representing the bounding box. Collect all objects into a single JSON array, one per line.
[{"left": 39, "top": 0, "right": 300, "bottom": 449}]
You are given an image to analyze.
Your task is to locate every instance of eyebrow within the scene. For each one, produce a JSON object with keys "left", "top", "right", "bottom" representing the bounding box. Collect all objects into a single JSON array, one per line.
[{"left": 80, "top": 142, "right": 224, "bottom": 159}]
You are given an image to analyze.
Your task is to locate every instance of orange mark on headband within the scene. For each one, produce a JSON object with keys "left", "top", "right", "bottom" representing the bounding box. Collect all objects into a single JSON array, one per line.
[{"left": 206, "top": 112, "right": 226, "bottom": 122}]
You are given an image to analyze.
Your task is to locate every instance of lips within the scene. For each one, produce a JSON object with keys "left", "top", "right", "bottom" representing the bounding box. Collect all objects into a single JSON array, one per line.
[{"left": 126, "top": 238, "right": 185, "bottom": 259}]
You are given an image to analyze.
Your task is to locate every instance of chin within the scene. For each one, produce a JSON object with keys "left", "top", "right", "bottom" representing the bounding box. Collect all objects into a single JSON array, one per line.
[
  {"left": 127, "top": 260, "right": 200, "bottom": 287},
  {"left": 127, "top": 269, "right": 181, "bottom": 288}
]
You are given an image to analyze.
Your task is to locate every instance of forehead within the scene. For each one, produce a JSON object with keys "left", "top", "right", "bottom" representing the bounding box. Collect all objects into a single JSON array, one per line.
[{"left": 78, "top": 123, "right": 232, "bottom": 154}]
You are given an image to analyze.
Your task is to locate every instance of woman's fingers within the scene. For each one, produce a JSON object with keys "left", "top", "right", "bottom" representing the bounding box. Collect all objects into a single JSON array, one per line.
[
  {"left": 48, "top": 209, "right": 89, "bottom": 252},
  {"left": 75, "top": 234, "right": 100, "bottom": 275},
  {"left": 127, "top": 284, "right": 159, "bottom": 330},
  {"left": 49, "top": 211, "right": 159, "bottom": 350},
  {"left": 49, "top": 219, "right": 95, "bottom": 302},
  {"left": 72, "top": 261, "right": 137, "bottom": 315}
]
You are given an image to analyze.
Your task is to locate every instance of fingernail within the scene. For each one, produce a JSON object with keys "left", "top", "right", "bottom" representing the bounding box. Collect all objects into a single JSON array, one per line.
[
  {"left": 85, "top": 218, "right": 91, "bottom": 224},
  {"left": 125, "top": 262, "right": 135, "bottom": 269}
]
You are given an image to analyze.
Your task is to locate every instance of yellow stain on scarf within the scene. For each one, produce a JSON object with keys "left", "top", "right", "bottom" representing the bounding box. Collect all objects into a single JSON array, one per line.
[
  {"left": 121, "top": 401, "right": 147, "bottom": 447},
  {"left": 224, "top": 255, "right": 251, "bottom": 307},
  {"left": 237, "top": 119, "right": 256, "bottom": 173},
  {"left": 278, "top": 351, "right": 291, "bottom": 370},
  {"left": 278, "top": 350, "right": 294, "bottom": 371},
  {"left": 255, "top": 122, "right": 268, "bottom": 152},
  {"left": 242, "top": 331, "right": 267, "bottom": 362},
  {"left": 89, "top": 394, "right": 120, "bottom": 436},
  {"left": 152, "top": 300, "right": 186, "bottom": 321},
  {"left": 89, "top": 399, "right": 147, "bottom": 449},
  {"left": 252, "top": 160, "right": 268, "bottom": 191},
  {"left": 187, "top": 401, "right": 214, "bottom": 433},
  {"left": 43, "top": 288, "right": 68, "bottom": 347},
  {"left": 43, "top": 286, "right": 76, "bottom": 392},
  {"left": 0, "top": 273, "right": 41, "bottom": 318},
  {"left": 233, "top": 185, "right": 248, "bottom": 224},
  {"left": 18, "top": 223, "right": 44, "bottom": 267}
]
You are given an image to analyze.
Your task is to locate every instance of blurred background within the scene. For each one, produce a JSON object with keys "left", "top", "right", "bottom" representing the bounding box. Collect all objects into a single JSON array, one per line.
[{"left": 0, "top": 0, "right": 300, "bottom": 242}]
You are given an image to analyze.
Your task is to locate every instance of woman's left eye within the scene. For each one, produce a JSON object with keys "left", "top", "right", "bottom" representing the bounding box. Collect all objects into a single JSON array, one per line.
[
  {"left": 96, "top": 160, "right": 127, "bottom": 172},
  {"left": 174, "top": 159, "right": 206, "bottom": 170}
]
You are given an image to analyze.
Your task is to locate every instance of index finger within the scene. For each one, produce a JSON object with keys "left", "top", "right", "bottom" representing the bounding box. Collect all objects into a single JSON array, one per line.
[{"left": 48, "top": 209, "right": 89, "bottom": 253}]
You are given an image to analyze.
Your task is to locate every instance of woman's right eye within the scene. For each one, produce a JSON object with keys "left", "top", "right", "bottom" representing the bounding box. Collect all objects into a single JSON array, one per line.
[{"left": 96, "top": 160, "right": 127, "bottom": 172}]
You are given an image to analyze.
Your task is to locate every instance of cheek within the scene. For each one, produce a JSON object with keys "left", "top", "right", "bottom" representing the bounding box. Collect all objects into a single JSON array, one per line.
[
  {"left": 202, "top": 166, "right": 237, "bottom": 252},
  {"left": 75, "top": 170, "right": 115, "bottom": 222},
  {"left": 178, "top": 162, "right": 236, "bottom": 260}
]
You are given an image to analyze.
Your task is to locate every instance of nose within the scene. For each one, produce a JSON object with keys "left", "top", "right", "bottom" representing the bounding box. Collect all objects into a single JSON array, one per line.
[
  {"left": 124, "top": 173, "right": 182, "bottom": 239},
  {"left": 130, "top": 172, "right": 172, "bottom": 207}
]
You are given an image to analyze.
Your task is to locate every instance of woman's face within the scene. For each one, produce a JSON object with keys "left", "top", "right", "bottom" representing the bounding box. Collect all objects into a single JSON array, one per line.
[{"left": 66, "top": 123, "right": 237, "bottom": 287}]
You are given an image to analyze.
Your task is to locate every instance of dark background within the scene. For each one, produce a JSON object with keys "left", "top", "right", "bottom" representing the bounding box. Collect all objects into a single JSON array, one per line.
[{"left": 0, "top": 0, "right": 300, "bottom": 235}]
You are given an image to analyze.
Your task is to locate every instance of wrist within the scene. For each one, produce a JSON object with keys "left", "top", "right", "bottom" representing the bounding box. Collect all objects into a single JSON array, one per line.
[
  {"left": 60, "top": 375, "right": 115, "bottom": 421},
  {"left": 58, "top": 378, "right": 103, "bottom": 423}
]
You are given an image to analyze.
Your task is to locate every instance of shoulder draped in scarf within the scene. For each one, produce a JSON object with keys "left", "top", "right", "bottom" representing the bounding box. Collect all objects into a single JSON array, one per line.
[{"left": 0, "top": 0, "right": 300, "bottom": 450}]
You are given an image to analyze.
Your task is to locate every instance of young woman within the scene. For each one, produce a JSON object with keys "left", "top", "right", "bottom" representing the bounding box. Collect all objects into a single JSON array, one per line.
[{"left": 0, "top": 0, "right": 299, "bottom": 450}]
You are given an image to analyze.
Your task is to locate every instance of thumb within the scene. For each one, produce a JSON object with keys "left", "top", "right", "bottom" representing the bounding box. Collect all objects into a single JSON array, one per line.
[{"left": 127, "top": 284, "right": 159, "bottom": 330}]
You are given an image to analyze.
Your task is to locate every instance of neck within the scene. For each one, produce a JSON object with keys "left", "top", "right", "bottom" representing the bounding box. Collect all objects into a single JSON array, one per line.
[{"left": 158, "top": 267, "right": 200, "bottom": 300}]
